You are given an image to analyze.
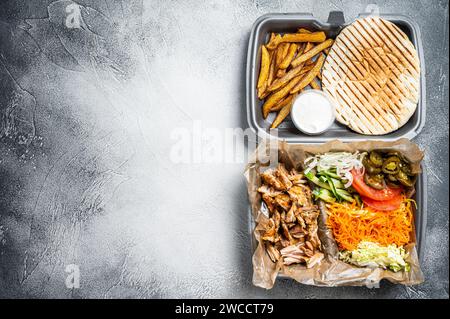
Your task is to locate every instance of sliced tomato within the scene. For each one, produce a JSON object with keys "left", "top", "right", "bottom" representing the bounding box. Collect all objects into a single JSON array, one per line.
[
  {"left": 351, "top": 169, "right": 403, "bottom": 201},
  {"left": 361, "top": 195, "right": 403, "bottom": 211}
]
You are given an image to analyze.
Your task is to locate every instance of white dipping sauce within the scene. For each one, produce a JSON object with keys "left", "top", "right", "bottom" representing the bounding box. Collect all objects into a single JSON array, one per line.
[{"left": 291, "top": 90, "right": 335, "bottom": 135}]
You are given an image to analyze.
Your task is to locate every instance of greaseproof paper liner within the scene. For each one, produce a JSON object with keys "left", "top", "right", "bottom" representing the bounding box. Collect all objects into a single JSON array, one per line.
[{"left": 245, "top": 138, "right": 424, "bottom": 289}]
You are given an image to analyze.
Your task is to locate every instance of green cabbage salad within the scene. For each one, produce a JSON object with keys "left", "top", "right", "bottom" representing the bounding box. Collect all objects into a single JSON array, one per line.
[{"left": 339, "top": 241, "right": 410, "bottom": 272}]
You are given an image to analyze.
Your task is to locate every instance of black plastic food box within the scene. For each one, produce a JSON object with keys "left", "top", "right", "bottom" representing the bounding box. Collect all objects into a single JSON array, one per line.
[{"left": 246, "top": 12, "right": 426, "bottom": 143}]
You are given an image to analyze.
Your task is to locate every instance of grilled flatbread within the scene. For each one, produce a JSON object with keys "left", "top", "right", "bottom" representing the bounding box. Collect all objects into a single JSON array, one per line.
[{"left": 322, "top": 16, "right": 420, "bottom": 135}]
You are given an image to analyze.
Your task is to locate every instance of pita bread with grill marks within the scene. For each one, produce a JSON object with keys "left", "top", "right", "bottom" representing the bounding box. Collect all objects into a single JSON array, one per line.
[{"left": 322, "top": 16, "right": 420, "bottom": 135}]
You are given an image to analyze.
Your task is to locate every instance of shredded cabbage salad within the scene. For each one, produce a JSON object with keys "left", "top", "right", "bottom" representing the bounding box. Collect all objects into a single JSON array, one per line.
[
  {"left": 339, "top": 241, "right": 410, "bottom": 272},
  {"left": 304, "top": 152, "right": 366, "bottom": 188}
]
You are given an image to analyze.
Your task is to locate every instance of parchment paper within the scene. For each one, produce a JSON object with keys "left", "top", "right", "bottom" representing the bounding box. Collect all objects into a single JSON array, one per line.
[{"left": 245, "top": 138, "right": 425, "bottom": 289}]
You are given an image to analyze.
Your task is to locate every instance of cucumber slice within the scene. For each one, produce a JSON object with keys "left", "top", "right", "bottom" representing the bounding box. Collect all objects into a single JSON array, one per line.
[
  {"left": 328, "top": 177, "right": 345, "bottom": 189},
  {"left": 313, "top": 188, "right": 336, "bottom": 203},
  {"left": 305, "top": 172, "right": 331, "bottom": 190},
  {"left": 327, "top": 177, "right": 341, "bottom": 201},
  {"left": 335, "top": 189, "right": 355, "bottom": 202},
  {"left": 317, "top": 169, "right": 341, "bottom": 179}
]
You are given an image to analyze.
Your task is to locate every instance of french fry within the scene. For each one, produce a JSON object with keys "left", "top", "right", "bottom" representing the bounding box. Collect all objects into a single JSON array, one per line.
[
  {"left": 298, "top": 63, "right": 315, "bottom": 73},
  {"left": 268, "top": 62, "right": 314, "bottom": 92},
  {"left": 291, "top": 39, "right": 334, "bottom": 67},
  {"left": 279, "top": 43, "right": 298, "bottom": 69},
  {"left": 262, "top": 75, "right": 303, "bottom": 118},
  {"left": 266, "top": 33, "right": 277, "bottom": 50},
  {"left": 267, "top": 53, "right": 276, "bottom": 85},
  {"left": 315, "top": 52, "right": 328, "bottom": 80},
  {"left": 267, "top": 64, "right": 304, "bottom": 92},
  {"left": 305, "top": 57, "right": 316, "bottom": 66},
  {"left": 309, "top": 78, "right": 321, "bottom": 90},
  {"left": 270, "top": 96, "right": 295, "bottom": 129},
  {"left": 290, "top": 54, "right": 326, "bottom": 94},
  {"left": 257, "top": 45, "right": 270, "bottom": 89},
  {"left": 287, "top": 43, "right": 305, "bottom": 68},
  {"left": 259, "top": 88, "right": 270, "bottom": 100},
  {"left": 274, "top": 44, "right": 283, "bottom": 66},
  {"left": 259, "top": 54, "right": 277, "bottom": 99},
  {"left": 275, "top": 43, "right": 289, "bottom": 67},
  {"left": 297, "top": 28, "right": 312, "bottom": 34},
  {"left": 310, "top": 52, "right": 328, "bottom": 74},
  {"left": 281, "top": 43, "right": 290, "bottom": 58},
  {"left": 266, "top": 31, "right": 327, "bottom": 50},
  {"left": 258, "top": 50, "right": 275, "bottom": 99},
  {"left": 276, "top": 68, "right": 286, "bottom": 78},
  {"left": 270, "top": 94, "right": 294, "bottom": 112},
  {"left": 258, "top": 89, "right": 267, "bottom": 99},
  {"left": 304, "top": 42, "right": 314, "bottom": 53},
  {"left": 269, "top": 32, "right": 276, "bottom": 42}
]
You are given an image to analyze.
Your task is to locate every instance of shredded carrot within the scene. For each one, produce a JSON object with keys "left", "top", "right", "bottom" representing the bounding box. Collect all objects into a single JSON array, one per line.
[{"left": 326, "top": 198, "right": 414, "bottom": 251}]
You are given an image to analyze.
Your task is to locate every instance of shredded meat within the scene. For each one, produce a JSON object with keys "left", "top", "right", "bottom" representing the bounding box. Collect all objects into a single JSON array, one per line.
[
  {"left": 258, "top": 163, "right": 322, "bottom": 266},
  {"left": 306, "top": 252, "right": 324, "bottom": 269},
  {"left": 288, "top": 185, "right": 311, "bottom": 207},
  {"left": 261, "top": 219, "right": 276, "bottom": 242},
  {"left": 275, "top": 163, "right": 293, "bottom": 190},
  {"left": 261, "top": 193, "right": 277, "bottom": 213},
  {"left": 285, "top": 202, "right": 297, "bottom": 223},
  {"left": 280, "top": 243, "right": 308, "bottom": 265},
  {"left": 288, "top": 168, "right": 305, "bottom": 185},
  {"left": 260, "top": 169, "right": 285, "bottom": 190},
  {"left": 257, "top": 185, "right": 282, "bottom": 197},
  {"left": 265, "top": 242, "right": 281, "bottom": 263},
  {"left": 274, "top": 193, "right": 291, "bottom": 211}
]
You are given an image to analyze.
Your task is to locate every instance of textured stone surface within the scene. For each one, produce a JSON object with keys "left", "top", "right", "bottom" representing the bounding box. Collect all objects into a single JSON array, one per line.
[{"left": 0, "top": 0, "right": 448, "bottom": 298}]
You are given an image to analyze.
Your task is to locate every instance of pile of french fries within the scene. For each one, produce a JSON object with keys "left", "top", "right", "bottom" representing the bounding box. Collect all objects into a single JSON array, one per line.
[{"left": 257, "top": 29, "right": 334, "bottom": 128}]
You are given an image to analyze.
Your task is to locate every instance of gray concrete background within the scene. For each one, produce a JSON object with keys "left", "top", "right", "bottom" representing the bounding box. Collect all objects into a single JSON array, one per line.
[{"left": 0, "top": 0, "right": 448, "bottom": 298}]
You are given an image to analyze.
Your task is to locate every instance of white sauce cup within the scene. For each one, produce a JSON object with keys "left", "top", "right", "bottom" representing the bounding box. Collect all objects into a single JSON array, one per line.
[{"left": 290, "top": 90, "right": 336, "bottom": 135}]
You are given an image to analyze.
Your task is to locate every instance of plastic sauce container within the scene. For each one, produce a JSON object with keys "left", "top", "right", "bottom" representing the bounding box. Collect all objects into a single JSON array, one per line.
[{"left": 291, "top": 90, "right": 335, "bottom": 135}]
